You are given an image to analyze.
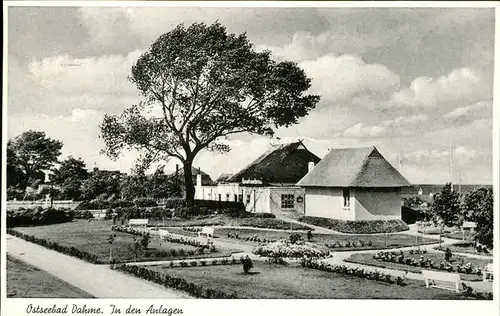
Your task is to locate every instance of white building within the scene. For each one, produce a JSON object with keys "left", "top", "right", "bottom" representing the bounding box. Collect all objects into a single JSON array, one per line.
[
  {"left": 297, "top": 146, "right": 411, "bottom": 221},
  {"left": 194, "top": 141, "right": 320, "bottom": 216}
]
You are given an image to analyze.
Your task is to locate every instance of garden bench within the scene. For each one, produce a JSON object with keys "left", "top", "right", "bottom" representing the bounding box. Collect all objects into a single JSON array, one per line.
[
  {"left": 483, "top": 263, "right": 494, "bottom": 282},
  {"left": 422, "top": 269, "right": 462, "bottom": 293},
  {"left": 128, "top": 218, "right": 149, "bottom": 227},
  {"left": 198, "top": 227, "right": 214, "bottom": 238}
]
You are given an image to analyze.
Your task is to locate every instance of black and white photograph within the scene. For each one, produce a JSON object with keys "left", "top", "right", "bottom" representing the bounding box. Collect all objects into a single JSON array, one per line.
[{"left": 2, "top": 1, "right": 498, "bottom": 313}]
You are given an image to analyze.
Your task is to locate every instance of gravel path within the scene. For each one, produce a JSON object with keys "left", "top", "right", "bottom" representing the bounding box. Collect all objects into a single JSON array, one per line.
[{"left": 6, "top": 235, "right": 192, "bottom": 299}]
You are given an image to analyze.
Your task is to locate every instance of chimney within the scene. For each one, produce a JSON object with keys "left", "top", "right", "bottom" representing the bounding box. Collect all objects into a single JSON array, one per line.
[
  {"left": 196, "top": 173, "right": 202, "bottom": 187},
  {"left": 308, "top": 161, "right": 315, "bottom": 172}
]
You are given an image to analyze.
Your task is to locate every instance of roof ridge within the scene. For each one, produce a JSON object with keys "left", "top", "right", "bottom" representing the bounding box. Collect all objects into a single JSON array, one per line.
[{"left": 351, "top": 147, "right": 376, "bottom": 186}]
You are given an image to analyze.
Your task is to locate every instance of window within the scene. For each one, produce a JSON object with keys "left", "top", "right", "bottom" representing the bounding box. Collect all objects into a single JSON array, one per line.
[
  {"left": 218, "top": 194, "right": 221, "bottom": 201},
  {"left": 281, "top": 194, "right": 295, "bottom": 209},
  {"left": 238, "top": 194, "right": 243, "bottom": 203},
  {"left": 234, "top": 194, "right": 238, "bottom": 202},
  {"left": 343, "top": 189, "right": 350, "bottom": 208},
  {"left": 246, "top": 194, "right": 251, "bottom": 205},
  {"left": 226, "top": 194, "right": 230, "bottom": 201}
]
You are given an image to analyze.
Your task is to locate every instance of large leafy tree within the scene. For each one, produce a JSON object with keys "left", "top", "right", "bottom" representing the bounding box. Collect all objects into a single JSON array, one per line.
[
  {"left": 462, "top": 187, "right": 493, "bottom": 248},
  {"left": 430, "top": 183, "right": 462, "bottom": 227},
  {"left": 7, "top": 130, "right": 63, "bottom": 190},
  {"left": 52, "top": 156, "right": 89, "bottom": 200},
  {"left": 100, "top": 22, "right": 320, "bottom": 205},
  {"left": 81, "top": 170, "right": 123, "bottom": 201}
]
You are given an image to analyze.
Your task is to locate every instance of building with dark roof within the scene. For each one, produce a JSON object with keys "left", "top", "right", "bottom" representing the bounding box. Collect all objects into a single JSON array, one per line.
[
  {"left": 194, "top": 141, "right": 319, "bottom": 216},
  {"left": 297, "top": 146, "right": 410, "bottom": 221}
]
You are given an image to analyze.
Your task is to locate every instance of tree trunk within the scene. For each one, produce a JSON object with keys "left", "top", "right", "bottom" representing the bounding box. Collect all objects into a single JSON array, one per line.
[{"left": 183, "top": 161, "right": 195, "bottom": 207}]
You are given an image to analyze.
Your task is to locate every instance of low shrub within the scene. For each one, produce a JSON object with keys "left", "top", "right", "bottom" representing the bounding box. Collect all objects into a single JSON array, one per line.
[
  {"left": 133, "top": 197, "right": 158, "bottom": 208},
  {"left": 115, "top": 264, "right": 237, "bottom": 298},
  {"left": 7, "top": 207, "right": 74, "bottom": 228},
  {"left": 73, "top": 210, "right": 94, "bottom": 219},
  {"left": 401, "top": 206, "right": 427, "bottom": 224},
  {"left": 239, "top": 218, "right": 310, "bottom": 230},
  {"left": 298, "top": 216, "right": 409, "bottom": 234},
  {"left": 7, "top": 229, "right": 102, "bottom": 263},
  {"left": 75, "top": 199, "right": 110, "bottom": 210}
]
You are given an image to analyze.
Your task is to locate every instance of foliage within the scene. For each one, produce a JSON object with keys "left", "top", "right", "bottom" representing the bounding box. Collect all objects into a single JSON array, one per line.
[
  {"left": 100, "top": 22, "right": 320, "bottom": 205},
  {"left": 253, "top": 239, "right": 330, "bottom": 259},
  {"left": 114, "top": 264, "right": 237, "bottom": 298},
  {"left": 462, "top": 187, "right": 493, "bottom": 249},
  {"left": 73, "top": 210, "right": 94, "bottom": 219},
  {"left": 299, "top": 216, "right": 409, "bottom": 234},
  {"left": 7, "top": 229, "right": 102, "bottom": 263},
  {"left": 7, "top": 187, "right": 25, "bottom": 200},
  {"left": 241, "top": 255, "right": 253, "bottom": 274},
  {"left": 444, "top": 248, "right": 452, "bottom": 262},
  {"left": 401, "top": 206, "right": 427, "bottom": 225},
  {"left": 7, "top": 207, "right": 74, "bottom": 228},
  {"left": 372, "top": 251, "right": 484, "bottom": 276},
  {"left": 51, "top": 156, "right": 89, "bottom": 200},
  {"left": 430, "top": 183, "right": 462, "bottom": 227},
  {"left": 80, "top": 170, "right": 124, "bottom": 201},
  {"left": 289, "top": 232, "right": 302, "bottom": 244},
  {"left": 301, "top": 256, "right": 407, "bottom": 286},
  {"left": 7, "top": 130, "right": 63, "bottom": 190}
]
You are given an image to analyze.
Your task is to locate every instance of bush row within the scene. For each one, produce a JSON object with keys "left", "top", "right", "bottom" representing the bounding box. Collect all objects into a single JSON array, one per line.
[
  {"left": 298, "top": 216, "right": 409, "bottom": 234},
  {"left": 238, "top": 218, "right": 310, "bottom": 230},
  {"left": 324, "top": 240, "right": 373, "bottom": 249},
  {"left": 301, "top": 257, "right": 407, "bottom": 286},
  {"left": 226, "top": 232, "right": 277, "bottom": 244},
  {"left": 7, "top": 207, "right": 74, "bottom": 228},
  {"left": 7, "top": 229, "right": 102, "bottom": 263},
  {"left": 373, "top": 251, "right": 484, "bottom": 275},
  {"left": 462, "top": 283, "right": 493, "bottom": 300},
  {"left": 401, "top": 206, "right": 427, "bottom": 225},
  {"left": 165, "top": 257, "right": 238, "bottom": 268},
  {"left": 73, "top": 210, "right": 94, "bottom": 219},
  {"left": 114, "top": 264, "right": 237, "bottom": 298},
  {"left": 76, "top": 198, "right": 158, "bottom": 210}
]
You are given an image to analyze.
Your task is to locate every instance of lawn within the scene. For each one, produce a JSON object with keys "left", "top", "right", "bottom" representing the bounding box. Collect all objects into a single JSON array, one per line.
[
  {"left": 346, "top": 252, "right": 492, "bottom": 281},
  {"left": 7, "top": 255, "right": 93, "bottom": 298},
  {"left": 210, "top": 228, "right": 438, "bottom": 251},
  {"left": 146, "top": 261, "right": 468, "bottom": 299},
  {"left": 12, "top": 220, "right": 235, "bottom": 263}
]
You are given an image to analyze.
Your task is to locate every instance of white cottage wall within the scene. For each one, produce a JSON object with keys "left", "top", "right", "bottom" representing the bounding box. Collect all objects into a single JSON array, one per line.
[
  {"left": 354, "top": 188, "right": 402, "bottom": 220},
  {"left": 304, "top": 187, "right": 355, "bottom": 220}
]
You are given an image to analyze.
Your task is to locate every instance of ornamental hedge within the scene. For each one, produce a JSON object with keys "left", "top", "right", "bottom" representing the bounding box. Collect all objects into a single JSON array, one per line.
[
  {"left": 298, "top": 217, "right": 409, "bottom": 234},
  {"left": 253, "top": 240, "right": 330, "bottom": 259},
  {"left": 7, "top": 207, "right": 74, "bottom": 228},
  {"left": 114, "top": 264, "right": 237, "bottom": 298},
  {"left": 7, "top": 229, "right": 102, "bottom": 263}
]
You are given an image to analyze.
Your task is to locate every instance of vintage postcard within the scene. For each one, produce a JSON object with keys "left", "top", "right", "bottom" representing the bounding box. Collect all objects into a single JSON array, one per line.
[{"left": 2, "top": 1, "right": 498, "bottom": 316}]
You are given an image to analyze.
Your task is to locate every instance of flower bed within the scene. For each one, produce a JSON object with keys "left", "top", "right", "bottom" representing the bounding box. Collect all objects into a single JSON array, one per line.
[
  {"left": 7, "top": 229, "right": 102, "bottom": 264},
  {"left": 301, "top": 257, "right": 407, "bottom": 286},
  {"left": 324, "top": 239, "right": 373, "bottom": 249},
  {"left": 298, "top": 216, "right": 409, "bottom": 234},
  {"left": 114, "top": 264, "right": 237, "bottom": 298},
  {"left": 164, "top": 256, "right": 239, "bottom": 268},
  {"left": 112, "top": 225, "right": 216, "bottom": 252},
  {"left": 226, "top": 232, "right": 277, "bottom": 244},
  {"left": 372, "top": 251, "right": 483, "bottom": 276},
  {"left": 253, "top": 239, "right": 330, "bottom": 259}
]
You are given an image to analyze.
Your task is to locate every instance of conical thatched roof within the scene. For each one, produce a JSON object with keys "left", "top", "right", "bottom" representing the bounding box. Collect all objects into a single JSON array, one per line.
[
  {"left": 297, "top": 146, "right": 411, "bottom": 188},
  {"left": 227, "top": 142, "right": 321, "bottom": 185}
]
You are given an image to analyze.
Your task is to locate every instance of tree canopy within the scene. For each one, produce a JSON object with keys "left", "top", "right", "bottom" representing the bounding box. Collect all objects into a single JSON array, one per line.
[
  {"left": 462, "top": 187, "right": 493, "bottom": 248},
  {"left": 430, "top": 183, "right": 462, "bottom": 227},
  {"left": 100, "top": 22, "right": 320, "bottom": 204},
  {"left": 7, "top": 130, "right": 63, "bottom": 190},
  {"left": 52, "top": 156, "right": 89, "bottom": 200}
]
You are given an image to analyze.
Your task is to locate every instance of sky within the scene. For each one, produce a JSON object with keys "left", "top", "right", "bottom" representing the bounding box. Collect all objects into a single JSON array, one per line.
[{"left": 6, "top": 6, "right": 495, "bottom": 184}]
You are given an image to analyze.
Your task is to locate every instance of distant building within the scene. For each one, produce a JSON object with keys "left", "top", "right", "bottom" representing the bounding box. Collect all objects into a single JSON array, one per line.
[
  {"left": 297, "top": 146, "right": 411, "bottom": 221},
  {"left": 171, "top": 166, "right": 215, "bottom": 186},
  {"left": 195, "top": 141, "right": 321, "bottom": 216}
]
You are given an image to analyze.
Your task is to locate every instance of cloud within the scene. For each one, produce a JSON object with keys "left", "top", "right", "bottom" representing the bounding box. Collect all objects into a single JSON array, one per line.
[
  {"left": 443, "top": 101, "right": 492, "bottom": 125},
  {"left": 388, "top": 67, "right": 490, "bottom": 108},
  {"left": 342, "top": 114, "right": 428, "bottom": 138},
  {"left": 9, "top": 51, "right": 144, "bottom": 116},
  {"left": 298, "top": 54, "right": 400, "bottom": 102},
  {"left": 7, "top": 109, "right": 140, "bottom": 172}
]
